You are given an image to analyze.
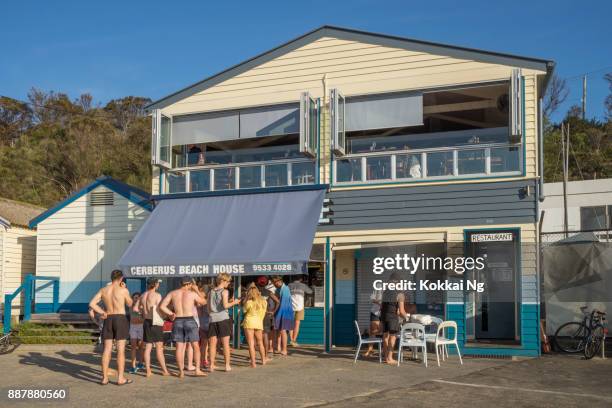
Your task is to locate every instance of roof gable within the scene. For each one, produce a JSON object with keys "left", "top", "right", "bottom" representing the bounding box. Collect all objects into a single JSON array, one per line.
[
  {"left": 147, "top": 25, "right": 553, "bottom": 111},
  {"left": 29, "top": 176, "right": 152, "bottom": 229}
]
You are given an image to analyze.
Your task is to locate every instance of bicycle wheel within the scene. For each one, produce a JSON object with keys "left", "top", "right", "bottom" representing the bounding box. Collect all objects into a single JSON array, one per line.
[
  {"left": 584, "top": 325, "right": 604, "bottom": 360},
  {"left": 554, "top": 322, "right": 590, "bottom": 353}
]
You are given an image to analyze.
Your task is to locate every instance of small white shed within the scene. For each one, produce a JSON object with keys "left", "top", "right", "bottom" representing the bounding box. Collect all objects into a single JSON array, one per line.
[
  {"left": 0, "top": 198, "right": 44, "bottom": 318},
  {"left": 29, "top": 176, "right": 152, "bottom": 313}
]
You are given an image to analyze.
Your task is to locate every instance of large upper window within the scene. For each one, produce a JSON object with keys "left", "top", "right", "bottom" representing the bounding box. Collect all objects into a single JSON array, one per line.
[
  {"left": 580, "top": 206, "right": 610, "bottom": 231},
  {"left": 334, "top": 82, "right": 522, "bottom": 184},
  {"left": 159, "top": 98, "right": 318, "bottom": 194},
  {"left": 172, "top": 134, "right": 301, "bottom": 168}
]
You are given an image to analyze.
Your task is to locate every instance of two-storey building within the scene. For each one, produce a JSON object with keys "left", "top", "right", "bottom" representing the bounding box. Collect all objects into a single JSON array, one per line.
[{"left": 120, "top": 26, "right": 553, "bottom": 357}]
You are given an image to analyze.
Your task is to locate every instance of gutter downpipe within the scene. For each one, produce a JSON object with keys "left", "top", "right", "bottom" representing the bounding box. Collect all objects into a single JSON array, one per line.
[{"left": 538, "top": 97, "right": 545, "bottom": 203}]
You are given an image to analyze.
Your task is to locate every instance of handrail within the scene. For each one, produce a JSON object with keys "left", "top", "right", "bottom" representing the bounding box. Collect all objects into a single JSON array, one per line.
[{"left": 3, "top": 275, "right": 59, "bottom": 334}]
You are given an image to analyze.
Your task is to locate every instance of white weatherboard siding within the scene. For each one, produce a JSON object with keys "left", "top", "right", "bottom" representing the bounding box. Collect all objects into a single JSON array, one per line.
[
  {"left": 541, "top": 179, "right": 612, "bottom": 232},
  {"left": 0, "top": 226, "right": 37, "bottom": 316},
  {"left": 152, "top": 35, "right": 545, "bottom": 191},
  {"left": 35, "top": 185, "right": 149, "bottom": 310}
]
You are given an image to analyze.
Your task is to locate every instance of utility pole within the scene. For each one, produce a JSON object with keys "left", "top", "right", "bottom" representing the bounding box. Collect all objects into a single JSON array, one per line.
[
  {"left": 582, "top": 75, "right": 587, "bottom": 120},
  {"left": 561, "top": 123, "right": 570, "bottom": 238}
]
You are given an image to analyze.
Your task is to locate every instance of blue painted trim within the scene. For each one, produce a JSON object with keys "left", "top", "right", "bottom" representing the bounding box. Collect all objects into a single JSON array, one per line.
[
  {"left": 324, "top": 237, "right": 332, "bottom": 352},
  {"left": 29, "top": 176, "right": 152, "bottom": 228},
  {"left": 159, "top": 168, "right": 165, "bottom": 195},
  {"left": 153, "top": 183, "right": 329, "bottom": 201},
  {"left": 3, "top": 275, "right": 60, "bottom": 333}
]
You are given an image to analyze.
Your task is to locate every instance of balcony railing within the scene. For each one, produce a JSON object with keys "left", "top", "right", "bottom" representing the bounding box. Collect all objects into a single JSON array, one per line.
[
  {"left": 334, "top": 143, "right": 522, "bottom": 184},
  {"left": 165, "top": 158, "right": 316, "bottom": 194}
]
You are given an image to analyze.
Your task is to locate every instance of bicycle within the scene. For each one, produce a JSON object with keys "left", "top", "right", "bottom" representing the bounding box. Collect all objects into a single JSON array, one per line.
[
  {"left": 553, "top": 306, "right": 606, "bottom": 356},
  {"left": 0, "top": 329, "right": 21, "bottom": 354},
  {"left": 584, "top": 310, "right": 607, "bottom": 360}
]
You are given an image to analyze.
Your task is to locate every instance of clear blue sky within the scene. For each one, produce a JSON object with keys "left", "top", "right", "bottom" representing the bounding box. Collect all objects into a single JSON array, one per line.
[{"left": 2, "top": 1, "right": 611, "bottom": 122}]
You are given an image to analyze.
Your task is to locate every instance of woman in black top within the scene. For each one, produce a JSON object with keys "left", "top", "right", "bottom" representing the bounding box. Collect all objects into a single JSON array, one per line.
[{"left": 381, "top": 281, "right": 408, "bottom": 364}]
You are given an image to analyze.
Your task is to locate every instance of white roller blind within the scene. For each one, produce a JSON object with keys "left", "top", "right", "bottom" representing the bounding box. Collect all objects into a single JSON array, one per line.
[
  {"left": 239, "top": 103, "right": 299, "bottom": 139},
  {"left": 346, "top": 92, "right": 423, "bottom": 131},
  {"left": 172, "top": 110, "right": 239, "bottom": 146}
]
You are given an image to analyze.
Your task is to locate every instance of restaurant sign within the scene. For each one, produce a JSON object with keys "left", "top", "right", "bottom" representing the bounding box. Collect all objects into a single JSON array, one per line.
[{"left": 470, "top": 232, "right": 514, "bottom": 243}]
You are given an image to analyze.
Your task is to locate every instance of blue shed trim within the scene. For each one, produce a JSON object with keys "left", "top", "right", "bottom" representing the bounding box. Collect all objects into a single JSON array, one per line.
[{"left": 29, "top": 176, "right": 152, "bottom": 228}]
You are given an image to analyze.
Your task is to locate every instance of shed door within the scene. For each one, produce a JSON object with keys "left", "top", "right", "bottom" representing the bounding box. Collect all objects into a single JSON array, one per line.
[
  {"left": 59, "top": 240, "right": 101, "bottom": 310},
  {"left": 101, "top": 239, "right": 140, "bottom": 294}
]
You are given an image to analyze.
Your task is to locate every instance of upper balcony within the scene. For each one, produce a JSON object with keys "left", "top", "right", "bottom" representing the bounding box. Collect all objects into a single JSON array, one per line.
[{"left": 153, "top": 78, "right": 525, "bottom": 194}]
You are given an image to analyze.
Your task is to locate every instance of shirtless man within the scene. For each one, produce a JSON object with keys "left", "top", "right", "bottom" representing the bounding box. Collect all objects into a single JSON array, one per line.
[
  {"left": 89, "top": 269, "right": 133, "bottom": 385},
  {"left": 136, "top": 278, "right": 170, "bottom": 377},
  {"left": 159, "top": 277, "right": 207, "bottom": 378}
]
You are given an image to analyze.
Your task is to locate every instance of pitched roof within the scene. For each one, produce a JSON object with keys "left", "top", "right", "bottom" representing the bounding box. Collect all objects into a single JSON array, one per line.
[
  {"left": 0, "top": 197, "right": 46, "bottom": 229},
  {"left": 147, "top": 25, "right": 555, "bottom": 111},
  {"left": 29, "top": 176, "right": 153, "bottom": 229}
]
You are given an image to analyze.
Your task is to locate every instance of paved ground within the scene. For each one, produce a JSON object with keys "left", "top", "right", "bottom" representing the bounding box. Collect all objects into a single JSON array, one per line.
[{"left": 0, "top": 344, "right": 610, "bottom": 407}]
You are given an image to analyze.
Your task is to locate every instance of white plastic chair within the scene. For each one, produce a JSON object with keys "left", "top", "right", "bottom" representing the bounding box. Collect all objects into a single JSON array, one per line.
[
  {"left": 397, "top": 323, "right": 427, "bottom": 367},
  {"left": 353, "top": 320, "right": 382, "bottom": 363},
  {"left": 427, "top": 320, "right": 463, "bottom": 366},
  {"left": 424, "top": 316, "right": 448, "bottom": 360}
]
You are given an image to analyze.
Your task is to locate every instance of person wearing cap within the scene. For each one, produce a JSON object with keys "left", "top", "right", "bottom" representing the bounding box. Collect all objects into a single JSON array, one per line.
[
  {"left": 137, "top": 278, "right": 170, "bottom": 377},
  {"left": 159, "top": 277, "right": 207, "bottom": 378}
]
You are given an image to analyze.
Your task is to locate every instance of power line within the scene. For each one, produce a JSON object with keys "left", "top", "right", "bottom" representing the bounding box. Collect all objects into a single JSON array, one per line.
[{"left": 561, "top": 65, "right": 612, "bottom": 81}]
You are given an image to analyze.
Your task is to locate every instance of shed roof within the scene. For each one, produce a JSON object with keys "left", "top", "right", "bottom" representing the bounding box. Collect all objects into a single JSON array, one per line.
[{"left": 0, "top": 197, "right": 46, "bottom": 229}]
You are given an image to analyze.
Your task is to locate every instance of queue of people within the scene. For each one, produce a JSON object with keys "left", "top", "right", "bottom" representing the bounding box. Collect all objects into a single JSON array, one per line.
[{"left": 88, "top": 270, "right": 312, "bottom": 385}]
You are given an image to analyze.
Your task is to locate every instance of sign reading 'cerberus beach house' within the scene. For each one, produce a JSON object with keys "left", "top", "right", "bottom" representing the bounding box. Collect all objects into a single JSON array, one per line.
[
  {"left": 129, "top": 262, "right": 300, "bottom": 277},
  {"left": 117, "top": 187, "right": 326, "bottom": 277}
]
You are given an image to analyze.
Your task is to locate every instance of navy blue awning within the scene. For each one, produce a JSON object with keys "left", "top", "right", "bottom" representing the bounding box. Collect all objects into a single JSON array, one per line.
[{"left": 118, "top": 185, "right": 326, "bottom": 277}]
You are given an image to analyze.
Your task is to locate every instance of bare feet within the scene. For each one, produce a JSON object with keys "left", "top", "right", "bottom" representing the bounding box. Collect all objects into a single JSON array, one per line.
[
  {"left": 386, "top": 359, "right": 397, "bottom": 365},
  {"left": 100, "top": 378, "right": 109, "bottom": 385},
  {"left": 194, "top": 370, "right": 207, "bottom": 377},
  {"left": 363, "top": 350, "right": 372, "bottom": 358},
  {"left": 209, "top": 365, "right": 217, "bottom": 373},
  {"left": 225, "top": 365, "right": 232, "bottom": 372},
  {"left": 280, "top": 351, "right": 288, "bottom": 356},
  {"left": 173, "top": 371, "right": 185, "bottom": 379},
  {"left": 187, "top": 366, "right": 196, "bottom": 371},
  {"left": 145, "top": 370, "right": 152, "bottom": 378},
  {"left": 250, "top": 362, "right": 257, "bottom": 368},
  {"left": 161, "top": 371, "right": 171, "bottom": 376}
]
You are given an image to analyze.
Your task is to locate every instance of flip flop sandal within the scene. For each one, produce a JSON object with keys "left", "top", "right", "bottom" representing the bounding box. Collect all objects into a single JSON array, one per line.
[{"left": 117, "top": 379, "right": 133, "bottom": 386}]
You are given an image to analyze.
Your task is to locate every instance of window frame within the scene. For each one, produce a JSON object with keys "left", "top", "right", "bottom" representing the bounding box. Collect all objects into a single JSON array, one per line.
[
  {"left": 330, "top": 88, "right": 346, "bottom": 156},
  {"left": 580, "top": 206, "right": 608, "bottom": 231},
  {"left": 300, "top": 92, "right": 318, "bottom": 158},
  {"left": 151, "top": 109, "right": 172, "bottom": 168}
]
